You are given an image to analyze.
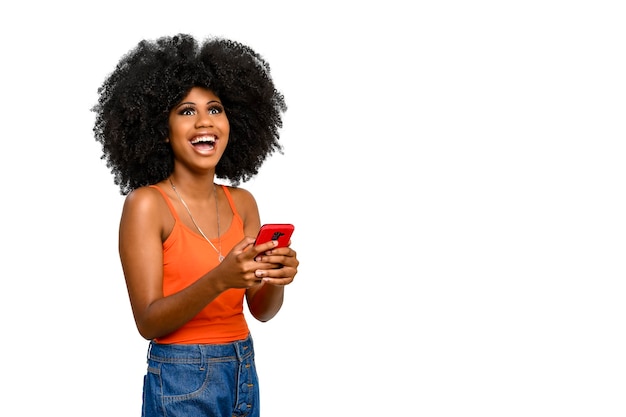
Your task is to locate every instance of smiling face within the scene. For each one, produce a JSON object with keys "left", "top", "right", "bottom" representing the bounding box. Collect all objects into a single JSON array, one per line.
[{"left": 167, "top": 87, "right": 230, "bottom": 173}]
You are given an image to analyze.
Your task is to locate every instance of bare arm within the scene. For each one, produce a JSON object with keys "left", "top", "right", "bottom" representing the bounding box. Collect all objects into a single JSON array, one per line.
[
  {"left": 119, "top": 187, "right": 228, "bottom": 340},
  {"left": 120, "top": 186, "right": 299, "bottom": 339},
  {"left": 230, "top": 188, "right": 300, "bottom": 322}
]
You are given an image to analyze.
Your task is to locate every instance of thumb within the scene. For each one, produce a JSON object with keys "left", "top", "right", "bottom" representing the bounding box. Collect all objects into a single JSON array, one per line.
[{"left": 232, "top": 236, "right": 257, "bottom": 255}]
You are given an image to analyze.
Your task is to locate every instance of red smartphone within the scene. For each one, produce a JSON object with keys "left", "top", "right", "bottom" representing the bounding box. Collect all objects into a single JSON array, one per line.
[{"left": 254, "top": 223, "right": 295, "bottom": 248}]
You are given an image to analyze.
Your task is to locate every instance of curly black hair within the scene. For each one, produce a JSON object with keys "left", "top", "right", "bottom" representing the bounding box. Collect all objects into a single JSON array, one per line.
[{"left": 92, "top": 34, "right": 287, "bottom": 195}]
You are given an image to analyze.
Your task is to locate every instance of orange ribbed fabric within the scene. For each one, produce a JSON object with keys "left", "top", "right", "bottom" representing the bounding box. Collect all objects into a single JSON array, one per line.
[{"left": 150, "top": 185, "right": 249, "bottom": 344}]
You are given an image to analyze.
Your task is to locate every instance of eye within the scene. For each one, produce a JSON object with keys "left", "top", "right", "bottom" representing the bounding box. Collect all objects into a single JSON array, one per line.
[
  {"left": 178, "top": 106, "right": 196, "bottom": 116},
  {"left": 208, "top": 103, "right": 225, "bottom": 115}
]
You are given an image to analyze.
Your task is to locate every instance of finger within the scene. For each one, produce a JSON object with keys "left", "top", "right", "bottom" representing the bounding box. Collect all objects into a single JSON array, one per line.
[
  {"left": 255, "top": 264, "right": 296, "bottom": 279},
  {"left": 261, "top": 276, "right": 295, "bottom": 286},
  {"left": 253, "top": 239, "right": 279, "bottom": 257},
  {"left": 254, "top": 266, "right": 283, "bottom": 278},
  {"left": 233, "top": 236, "right": 257, "bottom": 254},
  {"left": 255, "top": 252, "right": 297, "bottom": 267},
  {"left": 255, "top": 245, "right": 293, "bottom": 258}
]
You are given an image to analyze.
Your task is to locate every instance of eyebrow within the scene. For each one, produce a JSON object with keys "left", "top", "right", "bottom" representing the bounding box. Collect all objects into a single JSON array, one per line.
[{"left": 175, "top": 100, "right": 222, "bottom": 109}]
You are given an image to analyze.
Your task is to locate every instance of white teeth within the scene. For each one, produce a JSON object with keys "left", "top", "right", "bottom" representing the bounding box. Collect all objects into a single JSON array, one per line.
[{"left": 191, "top": 136, "right": 216, "bottom": 144}]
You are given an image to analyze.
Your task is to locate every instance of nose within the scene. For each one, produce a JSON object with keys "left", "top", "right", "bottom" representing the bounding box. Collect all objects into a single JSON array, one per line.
[{"left": 195, "top": 111, "right": 214, "bottom": 128}]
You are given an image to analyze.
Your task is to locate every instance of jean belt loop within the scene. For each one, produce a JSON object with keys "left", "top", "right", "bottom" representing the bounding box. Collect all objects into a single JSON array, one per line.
[{"left": 198, "top": 344, "right": 207, "bottom": 370}]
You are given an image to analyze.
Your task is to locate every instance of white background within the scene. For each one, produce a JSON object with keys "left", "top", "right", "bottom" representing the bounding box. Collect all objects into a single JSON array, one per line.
[{"left": 1, "top": 1, "right": 625, "bottom": 416}]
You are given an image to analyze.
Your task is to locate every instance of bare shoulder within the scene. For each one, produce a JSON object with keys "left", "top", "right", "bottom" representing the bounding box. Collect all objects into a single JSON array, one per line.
[
  {"left": 122, "top": 185, "right": 167, "bottom": 214},
  {"left": 223, "top": 185, "right": 258, "bottom": 212},
  {"left": 121, "top": 185, "right": 173, "bottom": 235},
  {"left": 223, "top": 185, "right": 260, "bottom": 231}
]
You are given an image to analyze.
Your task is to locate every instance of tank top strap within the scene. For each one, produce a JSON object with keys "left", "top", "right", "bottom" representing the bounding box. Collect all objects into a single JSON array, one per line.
[
  {"left": 220, "top": 185, "right": 241, "bottom": 219},
  {"left": 148, "top": 185, "right": 181, "bottom": 221}
]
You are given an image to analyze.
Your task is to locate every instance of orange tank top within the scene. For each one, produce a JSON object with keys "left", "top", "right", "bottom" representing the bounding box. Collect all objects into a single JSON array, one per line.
[{"left": 150, "top": 184, "right": 249, "bottom": 344}]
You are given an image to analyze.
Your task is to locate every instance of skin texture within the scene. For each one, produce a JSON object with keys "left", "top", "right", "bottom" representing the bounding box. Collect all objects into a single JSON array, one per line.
[{"left": 118, "top": 87, "right": 299, "bottom": 340}]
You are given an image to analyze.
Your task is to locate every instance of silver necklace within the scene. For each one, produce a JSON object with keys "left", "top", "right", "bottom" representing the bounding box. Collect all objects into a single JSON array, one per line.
[{"left": 169, "top": 178, "right": 224, "bottom": 262}]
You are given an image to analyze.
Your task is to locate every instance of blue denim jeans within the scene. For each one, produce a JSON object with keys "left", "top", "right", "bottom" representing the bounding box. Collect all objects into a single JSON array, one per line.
[{"left": 142, "top": 334, "right": 259, "bottom": 417}]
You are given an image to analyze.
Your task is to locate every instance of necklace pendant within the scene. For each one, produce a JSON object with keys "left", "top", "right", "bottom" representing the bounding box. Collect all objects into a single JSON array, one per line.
[{"left": 218, "top": 255, "right": 224, "bottom": 263}]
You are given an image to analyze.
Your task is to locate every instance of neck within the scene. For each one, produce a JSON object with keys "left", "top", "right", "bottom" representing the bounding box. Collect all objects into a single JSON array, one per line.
[{"left": 167, "top": 174, "right": 216, "bottom": 199}]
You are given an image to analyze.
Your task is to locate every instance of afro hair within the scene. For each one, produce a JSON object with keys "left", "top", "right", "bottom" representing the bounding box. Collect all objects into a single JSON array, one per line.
[{"left": 92, "top": 33, "right": 287, "bottom": 195}]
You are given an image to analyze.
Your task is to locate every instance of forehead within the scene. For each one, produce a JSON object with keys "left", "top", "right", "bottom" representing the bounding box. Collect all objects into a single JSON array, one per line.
[{"left": 180, "top": 86, "right": 221, "bottom": 103}]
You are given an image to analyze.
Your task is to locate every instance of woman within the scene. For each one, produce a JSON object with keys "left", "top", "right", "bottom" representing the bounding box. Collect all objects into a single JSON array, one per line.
[{"left": 92, "top": 33, "right": 299, "bottom": 417}]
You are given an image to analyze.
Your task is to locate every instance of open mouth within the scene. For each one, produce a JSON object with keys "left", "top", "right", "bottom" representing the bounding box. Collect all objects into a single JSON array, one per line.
[{"left": 190, "top": 135, "right": 216, "bottom": 151}]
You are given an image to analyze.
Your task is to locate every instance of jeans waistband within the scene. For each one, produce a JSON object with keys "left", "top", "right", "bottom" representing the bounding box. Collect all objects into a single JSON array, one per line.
[{"left": 147, "top": 333, "right": 254, "bottom": 364}]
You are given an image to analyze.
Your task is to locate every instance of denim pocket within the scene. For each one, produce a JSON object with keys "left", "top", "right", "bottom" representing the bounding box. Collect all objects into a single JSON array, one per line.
[{"left": 158, "top": 361, "right": 211, "bottom": 400}]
